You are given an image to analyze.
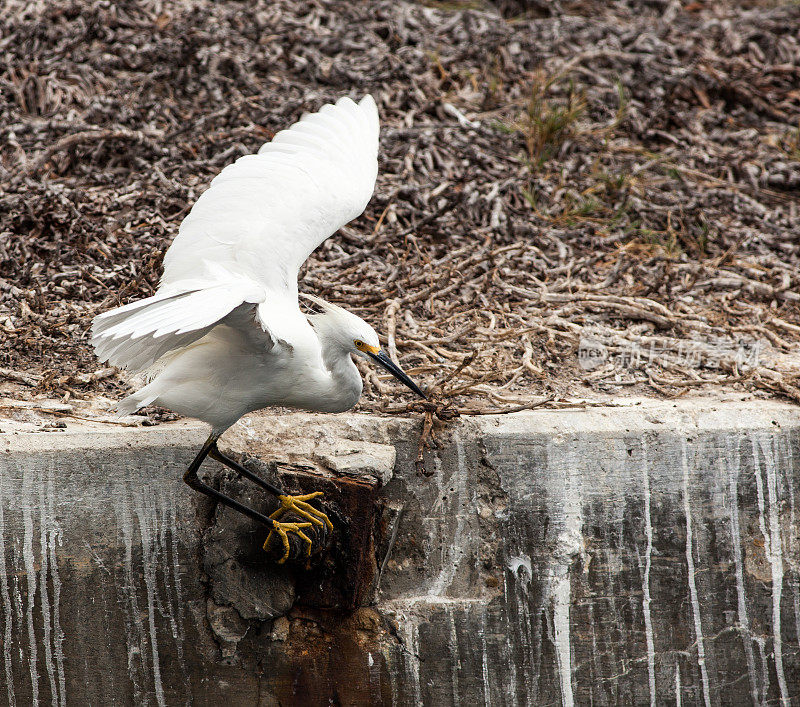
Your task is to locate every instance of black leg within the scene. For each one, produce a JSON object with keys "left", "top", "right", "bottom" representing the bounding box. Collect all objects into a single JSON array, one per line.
[
  {"left": 183, "top": 433, "right": 327, "bottom": 564},
  {"left": 208, "top": 442, "right": 286, "bottom": 498},
  {"left": 183, "top": 434, "right": 279, "bottom": 528},
  {"left": 207, "top": 440, "right": 332, "bottom": 532}
]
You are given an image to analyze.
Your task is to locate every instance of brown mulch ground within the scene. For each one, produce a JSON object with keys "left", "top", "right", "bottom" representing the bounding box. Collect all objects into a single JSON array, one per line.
[{"left": 1, "top": 0, "right": 800, "bottom": 418}]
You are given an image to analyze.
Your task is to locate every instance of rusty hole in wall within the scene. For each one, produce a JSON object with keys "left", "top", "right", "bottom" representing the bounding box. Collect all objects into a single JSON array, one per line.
[
  {"left": 273, "top": 468, "right": 381, "bottom": 611},
  {"left": 205, "top": 452, "right": 384, "bottom": 616}
]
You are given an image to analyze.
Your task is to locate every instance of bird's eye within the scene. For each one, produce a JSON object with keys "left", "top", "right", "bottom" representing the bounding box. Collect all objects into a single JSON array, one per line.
[{"left": 354, "top": 339, "right": 364, "bottom": 348}]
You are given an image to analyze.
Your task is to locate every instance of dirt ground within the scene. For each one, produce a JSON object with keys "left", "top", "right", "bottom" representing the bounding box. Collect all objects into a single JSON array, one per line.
[{"left": 1, "top": 0, "right": 799, "bottom": 422}]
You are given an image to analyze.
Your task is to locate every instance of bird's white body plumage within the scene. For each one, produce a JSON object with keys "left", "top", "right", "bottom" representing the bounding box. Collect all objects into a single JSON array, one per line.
[{"left": 92, "top": 95, "right": 381, "bottom": 433}]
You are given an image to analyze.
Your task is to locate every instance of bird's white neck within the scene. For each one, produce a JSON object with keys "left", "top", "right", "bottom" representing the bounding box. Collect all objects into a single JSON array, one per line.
[{"left": 314, "top": 341, "right": 363, "bottom": 413}]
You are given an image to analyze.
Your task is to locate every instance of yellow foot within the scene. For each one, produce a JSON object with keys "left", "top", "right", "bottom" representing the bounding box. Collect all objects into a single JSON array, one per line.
[
  {"left": 263, "top": 520, "right": 314, "bottom": 564},
  {"left": 269, "top": 492, "right": 334, "bottom": 532}
]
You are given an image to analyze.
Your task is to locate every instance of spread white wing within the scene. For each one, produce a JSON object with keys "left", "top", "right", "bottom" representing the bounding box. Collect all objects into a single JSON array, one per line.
[
  {"left": 162, "top": 94, "right": 379, "bottom": 289},
  {"left": 92, "top": 95, "right": 379, "bottom": 373}
]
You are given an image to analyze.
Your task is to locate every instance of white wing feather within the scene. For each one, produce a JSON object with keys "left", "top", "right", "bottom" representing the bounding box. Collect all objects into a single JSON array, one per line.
[
  {"left": 92, "top": 95, "right": 379, "bottom": 373},
  {"left": 161, "top": 94, "right": 379, "bottom": 289}
]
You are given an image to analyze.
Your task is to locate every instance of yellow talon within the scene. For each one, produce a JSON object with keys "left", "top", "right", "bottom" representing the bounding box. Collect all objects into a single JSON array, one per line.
[
  {"left": 268, "top": 492, "right": 334, "bottom": 532},
  {"left": 263, "top": 520, "right": 314, "bottom": 564},
  {"left": 262, "top": 492, "right": 333, "bottom": 563}
]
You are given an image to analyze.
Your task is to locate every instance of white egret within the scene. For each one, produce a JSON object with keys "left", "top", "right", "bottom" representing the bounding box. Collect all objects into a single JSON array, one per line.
[{"left": 91, "top": 95, "right": 425, "bottom": 562}]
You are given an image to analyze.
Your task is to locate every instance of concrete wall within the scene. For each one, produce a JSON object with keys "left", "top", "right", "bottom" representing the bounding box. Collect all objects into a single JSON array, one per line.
[{"left": 0, "top": 399, "right": 798, "bottom": 705}]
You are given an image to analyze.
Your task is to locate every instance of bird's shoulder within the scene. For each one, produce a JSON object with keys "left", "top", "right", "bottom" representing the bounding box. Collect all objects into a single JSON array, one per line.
[{"left": 255, "top": 296, "right": 321, "bottom": 355}]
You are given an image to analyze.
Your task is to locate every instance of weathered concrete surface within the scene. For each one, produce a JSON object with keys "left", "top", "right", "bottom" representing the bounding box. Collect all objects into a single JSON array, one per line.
[{"left": 0, "top": 399, "right": 799, "bottom": 705}]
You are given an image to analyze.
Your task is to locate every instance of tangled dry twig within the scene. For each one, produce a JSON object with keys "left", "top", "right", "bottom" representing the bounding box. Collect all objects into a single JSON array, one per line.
[{"left": 1, "top": 0, "right": 799, "bottom": 417}]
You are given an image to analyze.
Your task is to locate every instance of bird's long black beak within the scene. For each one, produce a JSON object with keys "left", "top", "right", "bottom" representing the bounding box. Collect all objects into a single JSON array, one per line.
[{"left": 369, "top": 350, "right": 427, "bottom": 398}]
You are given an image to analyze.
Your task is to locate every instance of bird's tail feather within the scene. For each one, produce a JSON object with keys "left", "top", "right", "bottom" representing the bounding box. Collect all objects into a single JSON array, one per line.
[{"left": 115, "top": 387, "right": 159, "bottom": 417}]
